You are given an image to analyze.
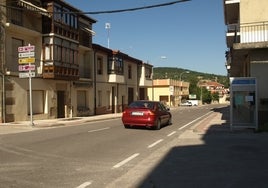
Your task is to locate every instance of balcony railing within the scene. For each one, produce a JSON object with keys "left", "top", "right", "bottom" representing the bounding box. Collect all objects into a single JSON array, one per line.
[
  {"left": 228, "top": 21, "right": 268, "bottom": 44},
  {"left": 240, "top": 22, "right": 268, "bottom": 43}
]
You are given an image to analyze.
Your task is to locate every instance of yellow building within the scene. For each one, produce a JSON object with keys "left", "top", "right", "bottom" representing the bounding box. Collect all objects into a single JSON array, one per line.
[{"left": 148, "top": 79, "right": 190, "bottom": 107}]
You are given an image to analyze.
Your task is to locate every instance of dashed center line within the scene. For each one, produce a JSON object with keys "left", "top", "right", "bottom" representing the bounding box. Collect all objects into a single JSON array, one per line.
[
  {"left": 76, "top": 181, "right": 92, "bottom": 188},
  {"left": 88, "top": 127, "right": 110, "bottom": 133},
  {"left": 178, "top": 111, "right": 213, "bottom": 130},
  {"left": 113, "top": 153, "right": 140, "bottom": 169},
  {"left": 167, "top": 131, "right": 176, "bottom": 137},
  {"left": 148, "top": 139, "right": 163, "bottom": 148}
]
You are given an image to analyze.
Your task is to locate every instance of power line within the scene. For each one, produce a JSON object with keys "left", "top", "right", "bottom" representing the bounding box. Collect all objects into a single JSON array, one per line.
[
  {"left": 0, "top": 0, "right": 190, "bottom": 15},
  {"left": 82, "top": 0, "right": 191, "bottom": 14}
]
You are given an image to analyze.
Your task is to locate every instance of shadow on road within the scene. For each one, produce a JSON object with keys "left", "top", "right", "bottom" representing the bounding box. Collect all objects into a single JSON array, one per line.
[{"left": 137, "top": 106, "right": 268, "bottom": 188}]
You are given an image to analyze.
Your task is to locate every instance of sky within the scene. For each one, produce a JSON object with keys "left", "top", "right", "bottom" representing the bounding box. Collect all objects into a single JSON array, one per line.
[{"left": 65, "top": 0, "right": 227, "bottom": 75}]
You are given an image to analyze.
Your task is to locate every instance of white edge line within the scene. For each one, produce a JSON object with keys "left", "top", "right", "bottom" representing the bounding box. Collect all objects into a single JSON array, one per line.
[
  {"left": 76, "top": 181, "right": 92, "bottom": 188},
  {"left": 148, "top": 139, "right": 164, "bottom": 148},
  {"left": 167, "top": 131, "right": 176, "bottom": 137},
  {"left": 178, "top": 111, "right": 213, "bottom": 130},
  {"left": 113, "top": 153, "right": 140, "bottom": 169},
  {"left": 88, "top": 127, "right": 110, "bottom": 133}
]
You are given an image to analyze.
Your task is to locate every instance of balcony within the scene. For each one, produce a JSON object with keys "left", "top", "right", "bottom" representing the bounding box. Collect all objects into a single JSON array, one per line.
[
  {"left": 108, "top": 74, "right": 125, "bottom": 83},
  {"left": 139, "top": 78, "right": 153, "bottom": 87},
  {"left": 139, "top": 65, "right": 153, "bottom": 87},
  {"left": 226, "top": 24, "right": 240, "bottom": 47},
  {"left": 224, "top": 0, "right": 240, "bottom": 25},
  {"left": 232, "top": 22, "right": 268, "bottom": 50},
  {"left": 226, "top": 21, "right": 268, "bottom": 48},
  {"left": 43, "top": 64, "right": 79, "bottom": 80}
]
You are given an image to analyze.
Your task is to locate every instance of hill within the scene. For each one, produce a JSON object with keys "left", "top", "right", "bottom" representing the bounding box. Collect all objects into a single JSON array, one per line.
[{"left": 153, "top": 67, "right": 229, "bottom": 87}]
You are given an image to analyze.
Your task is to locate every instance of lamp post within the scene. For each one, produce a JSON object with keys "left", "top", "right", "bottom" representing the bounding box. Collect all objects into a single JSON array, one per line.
[
  {"left": 197, "top": 76, "right": 203, "bottom": 105},
  {"left": 179, "top": 71, "right": 190, "bottom": 105},
  {"left": 105, "top": 23, "right": 111, "bottom": 48}
]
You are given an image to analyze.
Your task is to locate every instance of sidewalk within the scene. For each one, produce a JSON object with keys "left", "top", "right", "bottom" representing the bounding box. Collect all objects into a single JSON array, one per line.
[{"left": 0, "top": 113, "right": 122, "bottom": 135}]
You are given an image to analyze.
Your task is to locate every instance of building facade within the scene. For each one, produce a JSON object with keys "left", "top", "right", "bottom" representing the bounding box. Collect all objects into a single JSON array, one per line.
[
  {"left": 224, "top": 0, "right": 268, "bottom": 126},
  {"left": 91, "top": 44, "right": 153, "bottom": 115},
  {"left": 148, "top": 79, "right": 190, "bottom": 107},
  {"left": 0, "top": 0, "right": 153, "bottom": 123}
]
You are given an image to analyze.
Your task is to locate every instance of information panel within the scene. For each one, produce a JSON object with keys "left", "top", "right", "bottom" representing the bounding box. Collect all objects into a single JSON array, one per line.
[{"left": 230, "top": 77, "right": 258, "bottom": 131}]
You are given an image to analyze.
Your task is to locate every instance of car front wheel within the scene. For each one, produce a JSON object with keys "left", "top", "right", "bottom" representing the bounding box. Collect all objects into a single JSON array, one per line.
[{"left": 167, "top": 117, "right": 172, "bottom": 125}]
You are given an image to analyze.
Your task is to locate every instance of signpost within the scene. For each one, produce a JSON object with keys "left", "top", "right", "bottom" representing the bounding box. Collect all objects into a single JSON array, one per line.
[
  {"left": 19, "top": 72, "right": 36, "bottom": 78},
  {"left": 18, "top": 65, "right": 35, "bottom": 71},
  {"left": 18, "top": 57, "right": 35, "bottom": 64},
  {"left": 18, "top": 44, "right": 35, "bottom": 126}
]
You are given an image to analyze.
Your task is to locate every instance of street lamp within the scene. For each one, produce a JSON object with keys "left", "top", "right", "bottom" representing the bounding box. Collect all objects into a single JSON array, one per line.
[
  {"left": 179, "top": 71, "right": 190, "bottom": 105},
  {"left": 105, "top": 23, "right": 111, "bottom": 48},
  {"left": 179, "top": 71, "right": 190, "bottom": 81},
  {"left": 197, "top": 76, "right": 203, "bottom": 105}
]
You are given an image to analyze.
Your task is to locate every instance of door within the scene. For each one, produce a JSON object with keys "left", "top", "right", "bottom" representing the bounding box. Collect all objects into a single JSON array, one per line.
[
  {"left": 128, "top": 87, "right": 134, "bottom": 105},
  {"left": 57, "top": 91, "right": 65, "bottom": 118}
]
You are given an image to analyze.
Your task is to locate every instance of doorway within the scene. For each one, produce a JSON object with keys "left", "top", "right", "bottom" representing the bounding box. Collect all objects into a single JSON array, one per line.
[{"left": 57, "top": 91, "right": 65, "bottom": 118}]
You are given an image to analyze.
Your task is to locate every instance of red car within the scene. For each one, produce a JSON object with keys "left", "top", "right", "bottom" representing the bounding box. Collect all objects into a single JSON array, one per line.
[{"left": 122, "top": 100, "right": 172, "bottom": 130}]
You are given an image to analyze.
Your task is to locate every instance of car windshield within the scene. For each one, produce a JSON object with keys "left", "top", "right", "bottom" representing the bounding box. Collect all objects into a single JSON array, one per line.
[{"left": 129, "top": 101, "right": 154, "bottom": 109}]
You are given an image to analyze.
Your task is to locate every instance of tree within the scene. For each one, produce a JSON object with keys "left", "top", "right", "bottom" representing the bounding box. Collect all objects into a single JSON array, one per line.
[
  {"left": 211, "top": 92, "right": 220, "bottom": 102},
  {"left": 202, "top": 88, "right": 212, "bottom": 104}
]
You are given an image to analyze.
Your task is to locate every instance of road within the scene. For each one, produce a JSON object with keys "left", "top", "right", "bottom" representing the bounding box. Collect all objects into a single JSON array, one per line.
[{"left": 0, "top": 104, "right": 222, "bottom": 188}]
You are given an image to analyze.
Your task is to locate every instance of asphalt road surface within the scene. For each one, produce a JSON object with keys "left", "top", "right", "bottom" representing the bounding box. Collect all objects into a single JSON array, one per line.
[{"left": 0, "top": 105, "right": 222, "bottom": 188}]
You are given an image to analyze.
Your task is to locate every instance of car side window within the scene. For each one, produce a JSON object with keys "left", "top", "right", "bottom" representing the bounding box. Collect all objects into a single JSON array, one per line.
[
  {"left": 158, "top": 103, "right": 164, "bottom": 111},
  {"left": 160, "top": 103, "right": 168, "bottom": 111}
]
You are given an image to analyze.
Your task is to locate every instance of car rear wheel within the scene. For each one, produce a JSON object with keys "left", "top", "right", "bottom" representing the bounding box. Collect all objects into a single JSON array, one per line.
[
  {"left": 124, "top": 124, "right": 130, "bottom": 129},
  {"left": 155, "top": 119, "right": 161, "bottom": 130}
]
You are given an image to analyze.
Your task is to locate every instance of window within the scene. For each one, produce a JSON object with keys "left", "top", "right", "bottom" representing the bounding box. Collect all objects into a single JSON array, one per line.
[
  {"left": 97, "top": 57, "right": 103, "bottom": 75},
  {"left": 128, "top": 65, "right": 132, "bottom": 79},
  {"left": 7, "top": 1, "right": 22, "bottom": 25},
  {"left": 28, "top": 90, "right": 44, "bottom": 115},
  {"left": 44, "top": 45, "right": 51, "bottom": 60},
  {"left": 62, "top": 47, "right": 66, "bottom": 63},
  {"left": 77, "top": 90, "right": 87, "bottom": 108},
  {"left": 53, "top": 4, "right": 77, "bottom": 28},
  {"left": 145, "top": 67, "right": 152, "bottom": 79},
  {"left": 108, "top": 56, "right": 124, "bottom": 74}
]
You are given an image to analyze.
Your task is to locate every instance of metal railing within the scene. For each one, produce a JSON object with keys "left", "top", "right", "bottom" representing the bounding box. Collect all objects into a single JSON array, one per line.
[{"left": 228, "top": 21, "right": 268, "bottom": 44}]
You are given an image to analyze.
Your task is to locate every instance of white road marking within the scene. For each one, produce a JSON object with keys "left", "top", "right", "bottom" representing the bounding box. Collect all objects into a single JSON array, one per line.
[
  {"left": 113, "top": 153, "right": 140, "bottom": 169},
  {"left": 178, "top": 111, "right": 213, "bottom": 130},
  {"left": 167, "top": 131, "right": 176, "bottom": 137},
  {"left": 88, "top": 127, "right": 110, "bottom": 133},
  {"left": 148, "top": 139, "right": 164, "bottom": 148},
  {"left": 76, "top": 181, "right": 92, "bottom": 188}
]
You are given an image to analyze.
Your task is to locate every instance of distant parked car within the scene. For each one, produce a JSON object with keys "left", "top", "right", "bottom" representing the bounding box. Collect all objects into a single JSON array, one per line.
[
  {"left": 180, "top": 100, "right": 192, "bottom": 106},
  {"left": 122, "top": 100, "right": 172, "bottom": 130}
]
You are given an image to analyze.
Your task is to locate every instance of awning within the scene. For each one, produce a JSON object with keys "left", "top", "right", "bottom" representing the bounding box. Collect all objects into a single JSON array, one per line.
[
  {"left": 73, "top": 81, "right": 93, "bottom": 88},
  {"left": 17, "top": 0, "right": 50, "bottom": 17},
  {"left": 82, "top": 27, "right": 96, "bottom": 36}
]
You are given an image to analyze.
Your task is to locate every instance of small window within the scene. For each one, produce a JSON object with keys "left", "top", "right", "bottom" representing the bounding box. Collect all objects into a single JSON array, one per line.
[
  {"left": 97, "top": 57, "right": 103, "bottom": 75},
  {"left": 128, "top": 65, "right": 132, "bottom": 79}
]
